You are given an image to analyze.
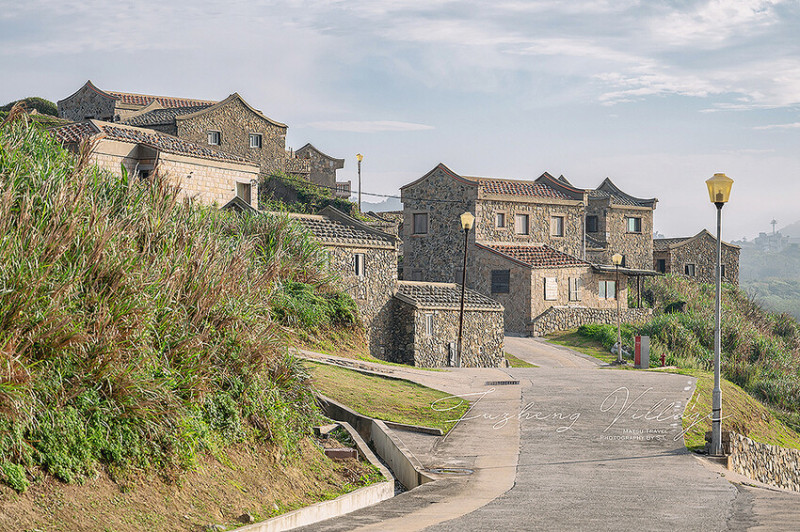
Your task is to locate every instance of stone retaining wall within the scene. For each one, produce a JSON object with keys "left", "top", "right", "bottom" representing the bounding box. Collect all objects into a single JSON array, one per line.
[
  {"left": 729, "top": 432, "right": 800, "bottom": 492},
  {"left": 530, "top": 306, "right": 652, "bottom": 337}
]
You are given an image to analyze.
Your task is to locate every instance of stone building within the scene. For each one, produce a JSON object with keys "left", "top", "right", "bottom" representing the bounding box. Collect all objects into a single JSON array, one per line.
[
  {"left": 50, "top": 120, "right": 259, "bottom": 208},
  {"left": 585, "top": 178, "right": 658, "bottom": 269},
  {"left": 288, "top": 207, "right": 399, "bottom": 358},
  {"left": 57, "top": 80, "right": 215, "bottom": 123},
  {"left": 470, "top": 243, "right": 636, "bottom": 335},
  {"left": 654, "top": 230, "right": 740, "bottom": 285},
  {"left": 392, "top": 281, "right": 504, "bottom": 367},
  {"left": 294, "top": 143, "right": 347, "bottom": 194}
]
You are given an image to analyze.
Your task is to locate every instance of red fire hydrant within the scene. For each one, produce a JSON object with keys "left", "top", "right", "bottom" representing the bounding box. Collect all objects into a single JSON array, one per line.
[{"left": 660, "top": 353, "right": 666, "bottom": 367}]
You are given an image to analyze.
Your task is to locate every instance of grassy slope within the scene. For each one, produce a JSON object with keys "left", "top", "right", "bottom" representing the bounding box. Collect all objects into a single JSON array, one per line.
[
  {"left": 0, "top": 115, "right": 379, "bottom": 529},
  {"left": 306, "top": 361, "right": 469, "bottom": 434}
]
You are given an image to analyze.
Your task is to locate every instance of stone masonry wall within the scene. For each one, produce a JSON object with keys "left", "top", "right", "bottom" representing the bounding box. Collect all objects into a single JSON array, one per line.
[
  {"left": 601, "top": 206, "right": 654, "bottom": 269},
  {"left": 667, "top": 234, "right": 740, "bottom": 285},
  {"left": 729, "top": 432, "right": 800, "bottom": 492},
  {"left": 475, "top": 198, "right": 584, "bottom": 258},
  {"left": 296, "top": 147, "right": 342, "bottom": 191},
  {"left": 530, "top": 306, "right": 652, "bottom": 337},
  {"left": 159, "top": 154, "right": 259, "bottom": 209},
  {"left": 530, "top": 266, "right": 625, "bottom": 319},
  {"left": 402, "top": 167, "right": 477, "bottom": 283},
  {"left": 471, "top": 246, "right": 533, "bottom": 334},
  {"left": 58, "top": 86, "right": 117, "bottom": 122},
  {"left": 393, "top": 302, "right": 504, "bottom": 368},
  {"left": 176, "top": 97, "right": 287, "bottom": 176},
  {"left": 326, "top": 245, "right": 398, "bottom": 360}
]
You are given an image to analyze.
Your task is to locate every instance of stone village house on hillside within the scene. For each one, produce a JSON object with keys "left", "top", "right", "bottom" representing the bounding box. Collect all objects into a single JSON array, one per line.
[
  {"left": 654, "top": 230, "right": 740, "bottom": 285},
  {"left": 286, "top": 207, "right": 505, "bottom": 367},
  {"left": 401, "top": 163, "right": 656, "bottom": 335},
  {"left": 51, "top": 120, "right": 260, "bottom": 209},
  {"left": 57, "top": 81, "right": 347, "bottom": 191}
]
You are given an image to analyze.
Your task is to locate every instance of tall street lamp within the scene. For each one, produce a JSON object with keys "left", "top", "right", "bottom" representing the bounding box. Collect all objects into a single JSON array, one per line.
[
  {"left": 706, "top": 172, "right": 733, "bottom": 457},
  {"left": 612, "top": 253, "right": 623, "bottom": 364},
  {"left": 457, "top": 211, "right": 475, "bottom": 368},
  {"left": 356, "top": 153, "right": 363, "bottom": 212}
]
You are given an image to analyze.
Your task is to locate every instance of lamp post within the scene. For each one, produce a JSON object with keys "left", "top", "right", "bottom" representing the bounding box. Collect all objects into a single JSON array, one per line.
[
  {"left": 706, "top": 172, "right": 733, "bottom": 456},
  {"left": 356, "top": 153, "right": 363, "bottom": 212},
  {"left": 457, "top": 211, "right": 475, "bottom": 368},
  {"left": 612, "top": 253, "right": 623, "bottom": 364}
]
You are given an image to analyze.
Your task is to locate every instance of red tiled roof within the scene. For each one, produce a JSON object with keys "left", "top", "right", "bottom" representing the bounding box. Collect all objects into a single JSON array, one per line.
[
  {"left": 478, "top": 179, "right": 572, "bottom": 200},
  {"left": 479, "top": 243, "right": 587, "bottom": 268},
  {"left": 107, "top": 91, "right": 217, "bottom": 109}
]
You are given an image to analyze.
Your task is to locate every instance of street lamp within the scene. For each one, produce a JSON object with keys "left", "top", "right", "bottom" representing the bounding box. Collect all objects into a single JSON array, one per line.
[
  {"left": 457, "top": 211, "right": 475, "bottom": 368},
  {"left": 612, "top": 253, "right": 624, "bottom": 364},
  {"left": 356, "top": 153, "right": 363, "bottom": 212},
  {"left": 706, "top": 172, "right": 733, "bottom": 457}
]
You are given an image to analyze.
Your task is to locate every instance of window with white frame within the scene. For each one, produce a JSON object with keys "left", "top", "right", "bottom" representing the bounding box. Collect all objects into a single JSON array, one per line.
[
  {"left": 354, "top": 253, "right": 365, "bottom": 278},
  {"left": 249, "top": 133, "right": 262, "bottom": 148},
  {"left": 425, "top": 313, "right": 434, "bottom": 336},
  {"left": 599, "top": 280, "right": 616, "bottom": 300},
  {"left": 496, "top": 212, "right": 506, "bottom": 228},
  {"left": 551, "top": 216, "right": 565, "bottom": 237},
  {"left": 544, "top": 277, "right": 558, "bottom": 301},
  {"left": 569, "top": 278, "right": 582, "bottom": 301},
  {"left": 207, "top": 130, "right": 221, "bottom": 145},
  {"left": 626, "top": 217, "right": 642, "bottom": 233},
  {"left": 514, "top": 213, "right": 529, "bottom": 235},
  {"left": 413, "top": 213, "right": 429, "bottom": 235}
]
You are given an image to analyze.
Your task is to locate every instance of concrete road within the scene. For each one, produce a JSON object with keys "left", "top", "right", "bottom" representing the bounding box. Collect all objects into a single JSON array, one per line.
[{"left": 504, "top": 336, "right": 602, "bottom": 368}]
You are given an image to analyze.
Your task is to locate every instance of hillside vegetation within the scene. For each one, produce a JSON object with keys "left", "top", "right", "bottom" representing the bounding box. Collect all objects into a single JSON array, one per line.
[
  {"left": 0, "top": 114, "right": 354, "bottom": 494},
  {"left": 740, "top": 244, "right": 800, "bottom": 320},
  {"left": 578, "top": 275, "right": 800, "bottom": 429}
]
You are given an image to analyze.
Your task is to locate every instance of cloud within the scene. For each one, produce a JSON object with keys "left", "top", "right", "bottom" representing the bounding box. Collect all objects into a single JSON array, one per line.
[
  {"left": 754, "top": 122, "right": 800, "bottom": 130},
  {"left": 307, "top": 120, "right": 435, "bottom": 132}
]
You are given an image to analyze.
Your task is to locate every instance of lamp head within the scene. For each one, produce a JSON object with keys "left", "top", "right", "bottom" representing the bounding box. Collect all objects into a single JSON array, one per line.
[
  {"left": 706, "top": 173, "right": 733, "bottom": 205},
  {"left": 460, "top": 211, "right": 475, "bottom": 231},
  {"left": 612, "top": 253, "right": 623, "bottom": 266},
  {"left": 356, "top": 153, "right": 363, "bottom": 162}
]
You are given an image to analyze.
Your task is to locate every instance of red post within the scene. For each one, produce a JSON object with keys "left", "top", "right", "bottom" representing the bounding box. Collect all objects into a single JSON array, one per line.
[{"left": 660, "top": 353, "right": 666, "bottom": 367}]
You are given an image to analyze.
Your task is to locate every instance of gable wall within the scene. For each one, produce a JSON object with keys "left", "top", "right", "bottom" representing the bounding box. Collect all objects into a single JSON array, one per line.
[
  {"left": 176, "top": 98, "right": 287, "bottom": 175},
  {"left": 666, "top": 234, "right": 740, "bottom": 284},
  {"left": 296, "top": 147, "right": 343, "bottom": 190},
  {"left": 58, "top": 85, "right": 117, "bottom": 122},
  {"left": 471, "top": 246, "right": 532, "bottom": 334},
  {"left": 601, "top": 206, "right": 654, "bottom": 269}
]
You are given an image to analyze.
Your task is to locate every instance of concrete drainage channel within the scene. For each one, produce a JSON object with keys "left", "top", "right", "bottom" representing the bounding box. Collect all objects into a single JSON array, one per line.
[{"left": 232, "top": 393, "right": 442, "bottom": 532}]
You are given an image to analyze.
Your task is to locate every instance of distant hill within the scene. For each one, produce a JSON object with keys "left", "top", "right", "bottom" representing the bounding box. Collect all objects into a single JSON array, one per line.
[
  {"left": 0, "top": 96, "right": 58, "bottom": 116},
  {"left": 360, "top": 196, "right": 402, "bottom": 212},
  {"left": 780, "top": 220, "right": 800, "bottom": 239},
  {"left": 740, "top": 244, "right": 800, "bottom": 320}
]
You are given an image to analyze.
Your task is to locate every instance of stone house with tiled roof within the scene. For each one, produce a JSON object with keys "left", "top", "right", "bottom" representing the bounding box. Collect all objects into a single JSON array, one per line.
[
  {"left": 290, "top": 207, "right": 505, "bottom": 366},
  {"left": 294, "top": 144, "right": 348, "bottom": 196},
  {"left": 654, "top": 230, "right": 740, "bottom": 285},
  {"left": 392, "top": 281, "right": 504, "bottom": 367},
  {"left": 50, "top": 120, "right": 259, "bottom": 208},
  {"left": 585, "top": 178, "right": 658, "bottom": 269}
]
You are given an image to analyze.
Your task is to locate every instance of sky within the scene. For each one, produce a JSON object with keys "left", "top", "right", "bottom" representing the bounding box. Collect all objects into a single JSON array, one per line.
[{"left": 2, "top": 0, "right": 799, "bottom": 240}]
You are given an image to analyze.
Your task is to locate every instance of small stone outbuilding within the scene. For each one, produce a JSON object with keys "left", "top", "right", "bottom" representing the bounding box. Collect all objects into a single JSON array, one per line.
[
  {"left": 294, "top": 143, "right": 346, "bottom": 193},
  {"left": 50, "top": 120, "right": 259, "bottom": 208},
  {"left": 654, "top": 230, "right": 740, "bottom": 285},
  {"left": 392, "top": 281, "right": 505, "bottom": 368}
]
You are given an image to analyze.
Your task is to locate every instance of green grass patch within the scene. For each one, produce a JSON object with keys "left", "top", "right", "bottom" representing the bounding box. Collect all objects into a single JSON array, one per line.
[
  {"left": 546, "top": 330, "right": 618, "bottom": 364},
  {"left": 305, "top": 361, "right": 469, "bottom": 433},
  {"left": 651, "top": 367, "right": 800, "bottom": 452},
  {"left": 505, "top": 353, "right": 537, "bottom": 368}
]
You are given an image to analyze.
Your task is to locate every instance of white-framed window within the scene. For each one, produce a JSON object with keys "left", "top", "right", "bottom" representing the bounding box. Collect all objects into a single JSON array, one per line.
[
  {"left": 685, "top": 263, "right": 696, "bottom": 277},
  {"left": 249, "top": 133, "right": 262, "bottom": 148},
  {"left": 354, "top": 253, "right": 365, "bottom": 278},
  {"left": 495, "top": 212, "right": 506, "bottom": 228},
  {"left": 208, "top": 130, "right": 221, "bottom": 145},
  {"left": 514, "top": 214, "right": 529, "bottom": 235},
  {"left": 236, "top": 182, "right": 252, "bottom": 204},
  {"left": 544, "top": 277, "right": 558, "bottom": 301},
  {"left": 599, "top": 280, "right": 616, "bottom": 300},
  {"left": 569, "top": 278, "right": 582, "bottom": 301},
  {"left": 425, "top": 313, "right": 434, "bottom": 336},
  {"left": 551, "top": 216, "right": 565, "bottom": 237},
  {"left": 626, "top": 217, "right": 642, "bottom": 233},
  {"left": 413, "top": 213, "right": 429, "bottom": 235}
]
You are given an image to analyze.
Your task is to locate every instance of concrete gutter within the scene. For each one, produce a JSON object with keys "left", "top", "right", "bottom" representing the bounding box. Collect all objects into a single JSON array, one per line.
[{"left": 232, "top": 420, "right": 395, "bottom": 532}]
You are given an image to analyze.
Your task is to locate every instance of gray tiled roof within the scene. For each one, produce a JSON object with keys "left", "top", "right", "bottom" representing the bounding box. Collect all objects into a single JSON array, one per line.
[
  {"left": 478, "top": 243, "right": 587, "bottom": 268},
  {"left": 590, "top": 178, "right": 657, "bottom": 208},
  {"left": 653, "top": 237, "right": 690, "bottom": 251},
  {"left": 477, "top": 178, "right": 572, "bottom": 200},
  {"left": 395, "top": 281, "right": 503, "bottom": 311},
  {"left": 122, "top": 105, "right": 212, "bottom": 127},
  {"left": 290, "top": 213, "right": 396, "bottom": 248}
]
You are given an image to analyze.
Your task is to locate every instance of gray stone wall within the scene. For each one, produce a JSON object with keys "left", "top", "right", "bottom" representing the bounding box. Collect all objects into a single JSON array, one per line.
[
  {"left": 393, "top": 301, "right": 504, "bottom": 368},
  {"left": 729, "top": 432, "right": 800, "bottom": 492},
  {"left": 666, "top": 234, "right": 739, "bottom": 285},
  {"left": 530, "top": 306, "right": 652, "bottom": 337},
  {"left": 58, "top": 85, "right": 116, "bottom": 122},
  {"left": 475, "top": 199, "right": 584, "bottom": 257},
  {"left": 295, "top": 146, "right": 343, "bottom": 191},
  {"left": 326, "top": 245, "right": 398, "bottom": 359},
  {"left": 401, "top": 167, "right": 477, "bottom": 283},
  {"left": 471, "top": 246, "right": 533, "bottom": 334},
  {"left": 176, "top": 98, "right": 287, "bottom": 176},
  {"left": 603, "top": 206, "right": 654, "bottom": 269}
]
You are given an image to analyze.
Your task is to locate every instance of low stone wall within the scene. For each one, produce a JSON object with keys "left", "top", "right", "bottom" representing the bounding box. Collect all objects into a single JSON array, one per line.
[
  {"left": 530, "top": 306, "right": 652, "bottom": 337},
  {"left": 729, "top": 432, "right": 800, "bottom": 492}
]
